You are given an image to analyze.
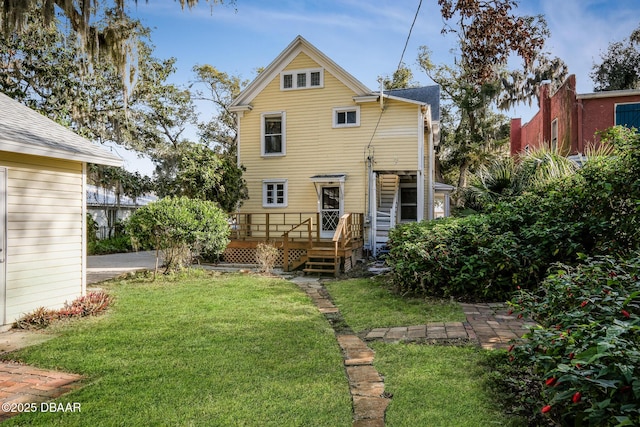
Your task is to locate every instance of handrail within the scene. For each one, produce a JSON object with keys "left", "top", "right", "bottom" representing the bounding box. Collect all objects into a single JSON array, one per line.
[
  {"left": 332, "top": 213, "right": 353, "bottom": 259},
  {"left": 282, "top": 217, "right": 313, "bottom": 272}
]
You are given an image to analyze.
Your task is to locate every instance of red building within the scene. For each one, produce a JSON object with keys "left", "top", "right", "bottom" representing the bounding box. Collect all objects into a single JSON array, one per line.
[{"left": 510, "top": 75, "right": 640, "bottom": 157}]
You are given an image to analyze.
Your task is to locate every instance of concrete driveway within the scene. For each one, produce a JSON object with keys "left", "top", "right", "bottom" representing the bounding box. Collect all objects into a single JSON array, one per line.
[{"left": 87, "top": 251, "right": 159, "bottom": 284}]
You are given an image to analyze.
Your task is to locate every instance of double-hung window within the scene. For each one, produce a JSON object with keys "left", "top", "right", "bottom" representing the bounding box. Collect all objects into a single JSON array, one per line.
[
  {"left": 281, "top": 68, "right": 323, "bottom": 90},
  {"left": 333, "top": 106, "right": 360, "bottom": 128},
  {"left": 261, "top": 112, "right": 286, "bottom": 156},
  {"left": 263, "top": 180, "right": 287, "bottom": 207}
]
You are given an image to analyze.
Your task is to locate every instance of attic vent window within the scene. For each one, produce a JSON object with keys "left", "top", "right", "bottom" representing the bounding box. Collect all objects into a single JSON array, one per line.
[{"left": 281, "top": 68, "right": 323, "bottom": 90}]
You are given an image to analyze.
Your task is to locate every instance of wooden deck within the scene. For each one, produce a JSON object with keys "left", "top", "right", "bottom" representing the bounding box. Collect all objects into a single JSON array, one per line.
[{"left": 225, "top": 212, "right": 364, "bottom": 275}]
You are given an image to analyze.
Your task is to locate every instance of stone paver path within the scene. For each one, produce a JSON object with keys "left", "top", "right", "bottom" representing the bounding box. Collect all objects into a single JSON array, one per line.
[
  {"left": 0, "top": 363, "right": 83, "bottom": 421},
  {"left": 291, "top": 276, "right": 532, "bottom": 426}
]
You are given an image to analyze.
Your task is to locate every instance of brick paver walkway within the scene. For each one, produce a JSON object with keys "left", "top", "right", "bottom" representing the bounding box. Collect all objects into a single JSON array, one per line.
[
  {"left": 291, "top": 276, "right": 532, "bottom": 426},
  {"left": 364, "top": 303, "right": 534, "bottom": 350},
  {"left": 0, "top": 363, "right": 83, "bottom": 421}
]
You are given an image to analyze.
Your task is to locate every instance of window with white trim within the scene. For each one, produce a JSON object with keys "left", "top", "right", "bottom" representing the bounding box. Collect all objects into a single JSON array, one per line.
[
  {"left": 261, "top": 112, "right": 286, "bottom": 156},
  {"left": 280, "top": 68, "right": 323, "bottom": 90},
  {"left": 262, "top": 180, "right": 287, "bottom": 207},
  {"left": 333, "top": 106, "right": 360, "bottom": 128}
]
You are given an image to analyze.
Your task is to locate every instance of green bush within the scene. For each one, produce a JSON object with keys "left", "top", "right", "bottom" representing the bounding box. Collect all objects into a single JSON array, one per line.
[
  {"left": 387, "top": 126, "right": 640, "bottom": 300},
  {"left": 126, "top": 196, "right": 229, "bottom": 271},
  {"left": 508, "top": 254, "right": 640, "bottom": 426},
  {"left": 88, "top": 235, "right": 133, "bottom": 255}
]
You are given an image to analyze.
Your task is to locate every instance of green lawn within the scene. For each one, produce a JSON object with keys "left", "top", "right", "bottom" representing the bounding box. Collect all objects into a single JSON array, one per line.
[
  {"left": 324, "top": 278, "right": 465, "bottom": 332},
  {"left": 4, "top": 271, "right": 351, "bottom": 426},
  {"left": 370, "top": 343, "right": 517, "bottom": 427}
]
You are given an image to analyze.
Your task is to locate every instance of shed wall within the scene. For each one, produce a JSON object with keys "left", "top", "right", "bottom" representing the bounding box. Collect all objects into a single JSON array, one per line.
[{"left": 0, "top": 151, "right": 84, "bottom": 324}]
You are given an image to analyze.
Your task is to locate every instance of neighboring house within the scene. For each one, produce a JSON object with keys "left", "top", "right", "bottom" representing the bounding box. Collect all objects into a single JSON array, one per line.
[
  {"left": 0, "top": 92, "right": 122, "bottom": 327},
  {"left": 227, "top": 35, "right": 447, "bottom": 273},
  {"left": 510, "top": 74, "right": 640, "bottom": 157},
  {"left": 87, "top": 184, "right": 157, "bottom": 239}
]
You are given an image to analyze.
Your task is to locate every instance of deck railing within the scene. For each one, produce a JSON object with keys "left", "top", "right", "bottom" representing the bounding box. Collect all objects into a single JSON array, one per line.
[
  {"left": 229, "top": 212, "right": 321, "bottom": 242},
  {"left": 228, "top": 212, "right": 364, "bottom": 243}
]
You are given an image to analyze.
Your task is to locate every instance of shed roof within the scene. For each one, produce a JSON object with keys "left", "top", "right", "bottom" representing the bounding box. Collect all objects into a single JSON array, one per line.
[
  {"left": 385, "top": 86, "right": 441, "bottom": 122},
  {"left": 0, "top": 92, "right": 122, "bottom": 167}
]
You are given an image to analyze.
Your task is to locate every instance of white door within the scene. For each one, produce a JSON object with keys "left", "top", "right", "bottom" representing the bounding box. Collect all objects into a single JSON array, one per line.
[
  {"left": 0, "top": 168, "right": 6, "bottom": 325},
  {"left": 320, "top": 186, "right": 341, "bottom": 238}
]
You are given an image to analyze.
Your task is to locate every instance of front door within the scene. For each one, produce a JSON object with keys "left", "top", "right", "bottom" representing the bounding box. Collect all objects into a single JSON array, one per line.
[
  {"left": 320, "top": 186, "right": 341, "bottom": 238},
  {"left": 0, "top": 168, "right": 6, "bottom": 325}
]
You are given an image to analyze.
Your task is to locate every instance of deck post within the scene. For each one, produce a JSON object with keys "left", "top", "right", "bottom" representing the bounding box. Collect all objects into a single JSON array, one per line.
[
  {"left": 266, "top": 213, "right": 270, "bottom": 241},
  {"left": 283, "top": 231, "right": 289, "bottom": 272}
]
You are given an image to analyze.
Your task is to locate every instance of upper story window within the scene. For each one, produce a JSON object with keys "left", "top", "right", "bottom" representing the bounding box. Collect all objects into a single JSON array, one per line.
[
  {"left": 333, "top": 106, "right": 360, "bottom": 128},
  {"left": 281, "top": 68, "right": 323, "bottom": 90},
  {"left": 615, "top": 102, "right": 640, "bottom": 130},
  {"left": 261, "top": 112, "right": 286, "bottom": 156}
]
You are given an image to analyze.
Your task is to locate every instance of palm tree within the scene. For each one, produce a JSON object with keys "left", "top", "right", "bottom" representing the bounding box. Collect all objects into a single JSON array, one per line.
[{"left": 460, "top": 146, "right": 578, "bottom": 212}]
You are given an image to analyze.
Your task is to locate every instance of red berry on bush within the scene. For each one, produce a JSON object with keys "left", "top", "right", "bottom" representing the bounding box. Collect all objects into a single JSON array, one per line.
[
  {"left": 545, "top": 377, "right": 557, "bottom": 387},
  {"left": 541, "top": 405, "right": 552, "bottom": 414},
  {"left": 572, "top": 392, "right": 581, "bottom": 403},
  {"left": 622, "top": 309, "right": 631, "bottom": 318}
]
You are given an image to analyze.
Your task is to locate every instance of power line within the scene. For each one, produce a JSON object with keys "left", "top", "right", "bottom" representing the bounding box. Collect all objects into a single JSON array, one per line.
[{"left": 397, "top": 0, "right": 423, "bottom": 71}]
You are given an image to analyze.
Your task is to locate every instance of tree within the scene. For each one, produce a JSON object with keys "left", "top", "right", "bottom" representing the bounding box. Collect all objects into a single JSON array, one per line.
[
  {"left": 192, "top": 64, "right": 247, "bottom": 152},
  {"left": 0, "top": 0, "right": 230, "bottom": 90},
  {"left": 419, "top": 0, "right": 566, "bottom": 193},
  {"left": 591, "top": 24, "right": 640, "bottom": 91},
  {"left": 154, "top": 142, "right": 247, "bottom": 212},
  {"left": 437, "top": 0, "right": 548, "bottom": 84},
  {"left": 382, "top": 63, "right": 418, "bottom": 90},
  {"left": 126, "top": 196, "right": 230, "bottom": 274}
]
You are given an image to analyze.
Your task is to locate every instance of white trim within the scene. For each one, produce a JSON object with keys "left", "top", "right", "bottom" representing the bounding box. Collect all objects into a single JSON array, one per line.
[
  {"left": 0, "top": 167, "right": 6, "bottom": 325},
  {"left": 230, "top": 35, "right": 372, "bottom": 108},
  {"left": 0, "top": 139, "right": 123, "bottom": 167},
  {"left": 614, "top": 101, "right": 640, "bottom": 126},
  {"left": 281, "top": 67, "right": 324, "bottom": 90},
  {"left": 578, "top": 88, "right": 640, "bottom": 100},
  {"left": 262, "top": 179, "right": 288, "bottom": 208},
  {"left": 332, "top": 106, "right": 360, "bottom": 128},
  {"left": 260, "top": 112, "right": 286, "bottom": 157},
  {"left": 420, "top": 106, "right": 428, "bottom": 221},
  {"left": 81, "top": 163, "right": 87, "bottom": 297},
  {"left": 318, "top": 183, "right": 344, "bottom": 238}
]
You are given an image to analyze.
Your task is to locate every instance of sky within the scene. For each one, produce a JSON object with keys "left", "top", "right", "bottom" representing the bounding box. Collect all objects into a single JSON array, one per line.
[{"left": 111, "top": 0, "right": 640, "bottom": 175}]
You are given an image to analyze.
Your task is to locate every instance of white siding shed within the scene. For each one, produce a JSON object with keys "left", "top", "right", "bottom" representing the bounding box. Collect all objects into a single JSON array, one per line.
[{"left": 0, "top": 92, "right": 122, "bottom": 326}]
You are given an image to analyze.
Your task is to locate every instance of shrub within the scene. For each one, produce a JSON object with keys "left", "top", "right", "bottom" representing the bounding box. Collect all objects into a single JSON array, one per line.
[
  {"left": 88, "top": 235, "right": 134, "bottom": 255},
  {"left": 14, "top": 307, "right": 56, "bottom": 330},
  {"left": 15, "top": 291, "right": 113, "bottom": 330},
  {"left": 256, "top": 242, "right": 279, "bottom": 274},
  {"left": 126, "top": 196, "right": 230, "bottom": 271},
  {"left": 508, "top": 254, "right": 640, "bottom": 426},
  {"left": 387, "top": 126, "right": 640, "bottom": 301}
]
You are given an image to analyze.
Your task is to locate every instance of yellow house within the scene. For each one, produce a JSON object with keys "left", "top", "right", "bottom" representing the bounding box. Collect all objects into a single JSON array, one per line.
[
  {"left": 0, "top": 92, "right": 122, "bottom": 326},
  {"left": 228, "top": 36, "right": 449, "bottom": 274}
]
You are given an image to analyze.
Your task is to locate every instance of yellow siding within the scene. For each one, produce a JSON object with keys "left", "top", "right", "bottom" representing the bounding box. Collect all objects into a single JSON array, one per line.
[
  {"left": 0, "top": 152, "right": 84, "bottom": 324},
  {"left": 238, "top": 52, "right": 422, "bottom": 217}
]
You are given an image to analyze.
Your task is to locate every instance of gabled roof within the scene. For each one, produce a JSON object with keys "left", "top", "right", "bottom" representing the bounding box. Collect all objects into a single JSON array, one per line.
[
  {"left": 385, "top": 86, "right": 441, "bottom": 122},
  {"left": 230, "top": 35, "right": 373, "bottom": 109},
  {"left": 0, "top": 92, "right": 122, "bottom": 167}
]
